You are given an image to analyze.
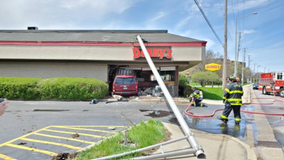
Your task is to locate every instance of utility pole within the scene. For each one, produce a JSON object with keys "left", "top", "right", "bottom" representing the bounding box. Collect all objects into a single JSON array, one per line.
[
  {"left": 234, "top": 32, "right": 241, "bottom": 76},
  {"left": 222, "top": 0, "right": 228, "bottom": 89},
  {"left": 253, "top": 63, "right": 256, "bottom": 83},
  {"left": 237, "top": 32, "right": 241, "bottom": 73},
  {"left": 248, "top": 55, "right": 251, "bottom": 83},
  {"left": 248, "top": 55, "right": 251, "bottom": 69},
  {"left": 241, "top": 48, "right": 246, "bottom": 85}
]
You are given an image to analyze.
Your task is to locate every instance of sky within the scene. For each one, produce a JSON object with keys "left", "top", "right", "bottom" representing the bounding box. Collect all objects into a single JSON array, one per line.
[{"left": 0, "top": 0, "right": 283, "bottom": 72}]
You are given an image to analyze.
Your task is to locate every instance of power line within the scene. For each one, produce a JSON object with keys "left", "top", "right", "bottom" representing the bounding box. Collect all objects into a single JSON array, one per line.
[{"left": 193, "top": 0, "right": 224, "bottom": 47}]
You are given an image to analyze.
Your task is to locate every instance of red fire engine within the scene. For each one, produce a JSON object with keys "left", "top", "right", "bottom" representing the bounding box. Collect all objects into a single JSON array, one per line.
[{"left": 258, "top": 72, "right": 284, "bottom": 97}]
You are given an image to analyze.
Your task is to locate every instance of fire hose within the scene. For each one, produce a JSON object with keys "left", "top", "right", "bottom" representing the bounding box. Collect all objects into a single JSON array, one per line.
[{"left": 184, "top": 97, "right": 284, "bottom": 118}]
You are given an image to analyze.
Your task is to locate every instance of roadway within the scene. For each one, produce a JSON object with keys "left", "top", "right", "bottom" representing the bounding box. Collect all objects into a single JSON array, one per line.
[{"left": 1, "top": 89, "right": 284, "bottom": 160}]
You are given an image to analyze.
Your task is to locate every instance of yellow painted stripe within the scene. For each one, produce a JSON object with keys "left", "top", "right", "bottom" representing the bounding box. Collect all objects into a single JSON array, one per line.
[
  {"left": 44, "top": 129, "right": 106, "bottom": 139},
  {"left": 51, "top": 126, "right": 117, "bottom": 134},
  {"left": 20, "top": 138, "right": 82, "bottom": 150},
  {"left": 0, "top": 153, "right": 17, "bottom": 160},
  {"left": 51, "top": 125, "right": 128, "bottom": 128},
  {"left": 5, "top": 144, "right": 57, "bottom": 157},
  {"left": 0, "top": 126, "right": 51, "bottom": 148},
  {"left": 33, "top": 133, "right": 95, "bottom": 145}
]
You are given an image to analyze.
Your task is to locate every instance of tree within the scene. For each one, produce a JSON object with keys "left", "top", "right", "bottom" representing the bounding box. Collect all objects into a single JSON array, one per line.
[
  {"left": 191, "top": 71, "right": 219, "bottom": 87},
  {"left": 180, "top": 50, "right": 223, "bottom": 78}
]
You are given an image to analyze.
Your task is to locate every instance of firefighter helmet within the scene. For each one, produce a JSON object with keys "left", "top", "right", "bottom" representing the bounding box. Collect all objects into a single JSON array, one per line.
[{"left": 229, "top": 76, "right": 237, "bottom": 82}]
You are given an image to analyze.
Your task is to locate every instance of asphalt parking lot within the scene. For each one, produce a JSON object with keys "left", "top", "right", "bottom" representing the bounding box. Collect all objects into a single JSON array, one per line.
[{"left": 0, "top": 100, "right": 181, "bottom": 160}]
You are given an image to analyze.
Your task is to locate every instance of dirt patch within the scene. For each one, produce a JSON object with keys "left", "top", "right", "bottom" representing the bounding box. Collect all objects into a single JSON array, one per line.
[
  {"left": 72, "top": 133, "right": 79, "bottom": 138},
  {"left": 139, "top": 109, "right": 173, "bottom": 118},
  {"left": 169, "top": 117, "right": 178, "bottom": 124},
  {"left": 17, "top": 142, "right": 27, "bottom": 145},
  {"left": 142, "top": 126, "right": 172, "bottom": 155},
  {"left": 52, "top": 153, "right": 77, "bottom": 160},
  {"left": 33, "top": 109, "right": 69, "bottom": 112}
]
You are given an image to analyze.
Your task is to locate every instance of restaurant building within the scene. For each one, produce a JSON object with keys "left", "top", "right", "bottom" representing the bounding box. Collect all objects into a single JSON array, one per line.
[{"left": 0, "top": 29, "right": 206, "bottom": 96}]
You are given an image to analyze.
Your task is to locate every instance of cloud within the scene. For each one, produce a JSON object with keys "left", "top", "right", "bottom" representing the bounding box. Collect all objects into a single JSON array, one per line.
[
  {"left": 174, "top": 15, "right": 192, "bottom": 30},
  {"left": 228, "top": 0, "right": 270, "bottom": 13},
  {"left": 243, "top": 30, "right": 256, "bottom": 35},
  {"left": 0, "top": 0, "right": 137, "bottom": 29},
  {"left": 202, "top": 38, "right": 216, "bottom": 49},
  {"left": 149, "top": 12, "right": 165, "bottom": 22}
]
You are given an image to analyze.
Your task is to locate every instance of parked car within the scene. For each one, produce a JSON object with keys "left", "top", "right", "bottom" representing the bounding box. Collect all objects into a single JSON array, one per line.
[
  {"left": 112, "top": 75, "right": 138, "bottom": 95},
  {"left": 253, "top": 83, "right": 259, "bottom": 90}
]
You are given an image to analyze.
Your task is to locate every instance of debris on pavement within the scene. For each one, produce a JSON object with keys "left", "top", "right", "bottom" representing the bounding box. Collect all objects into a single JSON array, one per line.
[
  {"left": 72, "top": 133, "right": 79, "bottom": 138},
  {"left": 17, "top": 142, "right": 27, "bottom": 145},
  {"left": 108, "top": 127, "right": 116, "bottom": 130}
]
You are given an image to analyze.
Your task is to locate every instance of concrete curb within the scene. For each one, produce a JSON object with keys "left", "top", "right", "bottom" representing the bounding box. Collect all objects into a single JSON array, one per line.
[
  {"left": 230, "top": 137, "right": 257, "bottom": 160},
  {"left": 158, "top": 123, "right": 257, "bottom": 160}
]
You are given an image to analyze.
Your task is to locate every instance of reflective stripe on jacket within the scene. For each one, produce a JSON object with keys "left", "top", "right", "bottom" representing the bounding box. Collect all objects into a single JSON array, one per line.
[
  {"left": 190, "top": 90, "right": 200, "bottom": 98},
  {"left": 223, "top": 82, "right": 243, "bottom": 105}
]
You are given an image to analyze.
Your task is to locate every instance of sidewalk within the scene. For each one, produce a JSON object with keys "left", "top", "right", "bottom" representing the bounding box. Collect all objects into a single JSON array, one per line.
[
  {"left": 149, "top": 84, "right": 257, "bottom": 160},
  {"left": 152, "top": 123, "right": 257, "bottom": 160},
  {"left": 151, "top": 84, "right": 284, "bottom": 160}
]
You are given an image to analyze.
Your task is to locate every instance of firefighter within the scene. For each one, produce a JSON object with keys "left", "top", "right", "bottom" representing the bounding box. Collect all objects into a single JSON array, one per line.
[
  {"left": 189, "top": 87, "right": 206, "bottom": 107},
  {"left": 219, "top": 76, "right": 243, "bottom": 125}
]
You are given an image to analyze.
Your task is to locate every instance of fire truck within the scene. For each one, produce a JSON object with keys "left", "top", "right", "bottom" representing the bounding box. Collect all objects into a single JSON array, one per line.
[{"left": 258, "top": 72, "right": 284, "bottom": 97}]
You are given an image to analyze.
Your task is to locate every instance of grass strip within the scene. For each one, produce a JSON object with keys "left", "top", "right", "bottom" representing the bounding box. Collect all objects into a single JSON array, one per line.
[
  {"left": 71, "top": 119, "right": 167, "bottom": 160},
  {"left": 198, "top": 87, "right": 223, "bottom": 100}
]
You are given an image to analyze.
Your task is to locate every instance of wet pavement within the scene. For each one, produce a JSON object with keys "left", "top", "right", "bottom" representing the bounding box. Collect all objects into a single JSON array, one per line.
[
  {"left": 253, "top": 90, "right": 284, "bottom": 150},
  {"left": 181, "top": 104, "right": 247, "bottom": 140}
]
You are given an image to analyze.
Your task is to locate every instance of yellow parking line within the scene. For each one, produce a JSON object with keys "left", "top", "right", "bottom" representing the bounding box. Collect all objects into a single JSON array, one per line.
[
  {"left": 51, "top": 126, "right": 117, "bottom": 134},
  {"left": 44, "top": 129, "right": 106, "bottom": 138},
  {"left": 5, "top": 144, "right": 57, "bottom": 157},
  {"left": 0, "top": 153, "right": 17, "bottom": 160},
  {"left": 33, "top": 133, "right": 95, "bottom": 144},
  {"left": 20, "top": 138, "right": 82, "bottom": 150},
  {"left": 53, "top": 125, "right": 128, "bottom": 128},
  {"left": 0, "top": 126, "right": 51, "bottom": 148}
]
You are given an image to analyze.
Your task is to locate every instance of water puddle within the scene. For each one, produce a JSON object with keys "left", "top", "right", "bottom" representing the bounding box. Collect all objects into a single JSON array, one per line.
[
  {"left": 33, "top": 109, "right": 70, "bottom": 112},
  {"left": 140, "top": 109, "right": 173, "bottom": 118},
  {"left": 183, "top": 113, "right": 246, "bottom": 139}
]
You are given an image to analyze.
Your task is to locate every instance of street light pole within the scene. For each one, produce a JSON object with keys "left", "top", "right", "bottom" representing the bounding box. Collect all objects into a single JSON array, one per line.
[
  {"left": 253, "top": 63, "right": 256, "bottom": 83},
  {"left": 241, "top": 48, "right": 246, "bottom": 85},
  {"left": 257, "top": 65, "right": 261, "bottom": 82},
  {"left": 234, "top": 12, "right": 257, "bottom": 77},
  {"left": 222, "top": 0, "right": 228, "bottom": 89},
  {"left": 248, "top": 55, "right": 252, "bottom": 83},
  {"left": 234, "top": 19, "right": 238, "bottom": 77}
]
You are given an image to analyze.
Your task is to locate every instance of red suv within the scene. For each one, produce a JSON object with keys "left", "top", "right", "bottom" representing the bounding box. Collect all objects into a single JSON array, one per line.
[{"left": 112, "top": 75, "right": 138, "bottom": 95}]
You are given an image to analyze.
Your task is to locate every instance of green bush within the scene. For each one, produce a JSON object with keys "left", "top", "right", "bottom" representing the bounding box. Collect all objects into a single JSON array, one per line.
[
  {"left": 179, "top": 75, "right": 188, "bottom": 86},
  {"left": 0, "top": 77, "right": 41, "bottom": 100},
  {"left": 183, "top": 85, "right": 193, "bottom": 97},
  {"left": 38, "top": 78, "right": 108, "bottom": 100},
  {"left": 0, "top": 77, "right": 108, "bottom": 100}
]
